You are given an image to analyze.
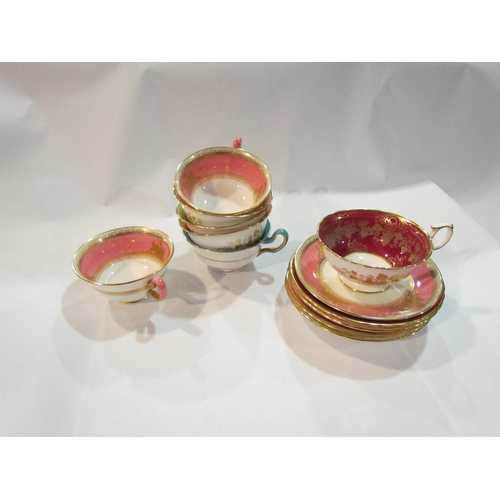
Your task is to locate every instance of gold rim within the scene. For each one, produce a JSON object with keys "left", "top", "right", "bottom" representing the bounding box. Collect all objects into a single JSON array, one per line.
[{"left": 173, "top": 146, "right": 272, "bottom": 216}]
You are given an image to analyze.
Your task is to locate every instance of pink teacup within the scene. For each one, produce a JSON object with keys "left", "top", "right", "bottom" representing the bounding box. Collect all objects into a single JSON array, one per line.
[
  {"left": 173, "top": 138, "right": 272, "bottom": 228},
  {"left": 72, "top": 226, "right": 174, "bottom": 303}
]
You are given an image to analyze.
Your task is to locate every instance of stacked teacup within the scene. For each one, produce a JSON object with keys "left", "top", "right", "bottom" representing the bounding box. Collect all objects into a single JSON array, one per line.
[{"left": 173, "top": 138, "right": 288, "bottom": 273}]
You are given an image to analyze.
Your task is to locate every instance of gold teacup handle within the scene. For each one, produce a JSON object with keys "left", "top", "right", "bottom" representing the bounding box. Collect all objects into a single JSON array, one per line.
[
  {"left": 258, "top": 228, "right": 289, "bottom": 256},
  {"left": 429, "top": 223, "right": 454, "bottom": 250}
]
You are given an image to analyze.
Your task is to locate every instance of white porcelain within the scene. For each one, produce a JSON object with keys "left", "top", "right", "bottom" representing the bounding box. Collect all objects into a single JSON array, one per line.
[
  {"left": 72, "top": 226, "right": 174, "bottom": 303},
  {"left": 181, "top": 214, "right": 269, "bottom": 251},
  {"left": 183, "top": 222, "right": 289, "bottom": 273},
  {"left": 177, "top": 191, "right": 273, "bottom": 229},
  {"left": 317, "top": 209, "right": 453, "bottom": 293},
  {"left": 176, "top": 202, "right": 272, "bottom": 236}
]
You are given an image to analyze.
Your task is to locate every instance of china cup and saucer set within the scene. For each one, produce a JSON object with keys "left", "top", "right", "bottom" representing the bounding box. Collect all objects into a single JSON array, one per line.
[{"left": 72, "top": 137, "right": 453, "bottom": 342}]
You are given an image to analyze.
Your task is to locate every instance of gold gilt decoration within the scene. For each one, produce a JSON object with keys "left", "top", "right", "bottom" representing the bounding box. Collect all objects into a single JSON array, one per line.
[
  {"left": 396, "top": 289, "right": 426, "bottom": 310},
  {"left": 346, "top": 240, "right": 368, "bottom": 253},
  {"left": 335, "top": 268, "right": 390, "bottom": 285},
  {"left": 316, "top": 243, "right": 325, "bottom": 260},
  {"left": 318, "top": 259, "right": 414, "bottom": 308},
  {"left": 185, "top": 211, "right": 204, "bottom": 225},
  {"left": 219, "top": 229, "right": 263, "bottom": 251},
  {"left": 149, "top": 239, "right": 168, "bottom": 261},
  {"left": 181, "top": 170, "right": 202, "bottom": 197},
  {"left": 325, "top": 214, "right": 425, "bottom": 265}
]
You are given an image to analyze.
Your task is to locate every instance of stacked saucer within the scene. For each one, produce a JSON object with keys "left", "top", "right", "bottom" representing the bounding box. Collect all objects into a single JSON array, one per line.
[
  {"left": 174, "top": 138, "right": 288, "bottom": 272},
  {"left": 285, "top": 210, "right": 453, "bottom": 342}
]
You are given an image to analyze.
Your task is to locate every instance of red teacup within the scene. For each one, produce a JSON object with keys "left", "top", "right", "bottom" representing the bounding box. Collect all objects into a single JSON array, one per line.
[{"left": 317, "top": 209, "right": 453, "bottom": 292}]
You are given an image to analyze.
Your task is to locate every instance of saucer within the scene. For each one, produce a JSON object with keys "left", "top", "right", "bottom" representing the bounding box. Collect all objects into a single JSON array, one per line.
[
  {"left": 294, "top": 235, "right": 445, "bottom": 321},
  {"left": 285, "top": 262, "right": 433, "bottom": 342},
  {"left": 287, "top": 257, "right": 444, "bottom": 333}
]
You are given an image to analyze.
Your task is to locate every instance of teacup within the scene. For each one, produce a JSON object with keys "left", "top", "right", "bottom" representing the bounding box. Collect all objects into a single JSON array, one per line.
[
  {"left": 181, "top": 213, "right": 270, "bottom": 251},
  {"left": 173, "top": 139, "right": 272, "bottom": 228},
  {"left": 183, "top": 222, "right": 289, "bottom": 273},
  {"left": 317, "top": 209, "right": 453, "bottom": 293},
  {"left": 176, "top": 192, "right": 273, "bottom": 229},
  {"left": 176, "top": 202, "right": 273, "bottom": 236},
  {"left": 72, "top": 226, "right": 174, "bottom": 303}
]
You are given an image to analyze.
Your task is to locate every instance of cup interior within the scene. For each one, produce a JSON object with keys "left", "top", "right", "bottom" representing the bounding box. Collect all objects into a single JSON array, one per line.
[
  {"left": 318, "top": 210, "right": 432, "bottom": 269},
  {"left": 175, "top": 149, "right": 271, "bottom": 215},
  {"left": 74, "top": 228, "right": 174, "bottom": 285}
]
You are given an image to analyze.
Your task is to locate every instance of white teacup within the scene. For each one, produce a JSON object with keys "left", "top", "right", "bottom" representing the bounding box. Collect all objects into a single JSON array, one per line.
[
  {"left": 183, "top": 223, "right": 289, "bottom": 273},
  {"left": 176, "top": 202, "right": 273, "bottom": 236},
  {"left": 180, "top": 211, "right": 270, "bottom": 251},
  {"left": 72, "top": 226, "right": 174, "bottom": 303},
  {"left": 176, "top": 191, "right": 273, "bottom": 229}
]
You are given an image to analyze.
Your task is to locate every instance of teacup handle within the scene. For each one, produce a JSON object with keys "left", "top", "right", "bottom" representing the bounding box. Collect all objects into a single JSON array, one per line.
[
  {"left": 258, "top": 228, "right": 289, "bottom": 256},
  {"left": 428, "top": 223, "right": 454, "bottom": 250},
  {"left": 148, "top": 277, "right": 168, "bottom": 300}
]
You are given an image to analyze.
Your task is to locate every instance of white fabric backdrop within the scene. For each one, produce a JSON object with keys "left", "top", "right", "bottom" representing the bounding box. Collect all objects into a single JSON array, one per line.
[
  {"left": 1, "top": 62, "right": 499, "bottom": 436},
  {"left": 2, "top": 62, "right": 499, "bottom": 234}
]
